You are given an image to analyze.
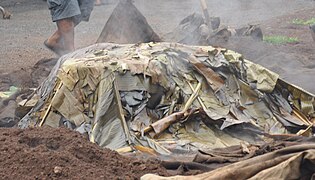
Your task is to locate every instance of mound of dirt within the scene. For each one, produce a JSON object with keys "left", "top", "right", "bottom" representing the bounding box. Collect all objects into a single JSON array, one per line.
[{"left": 0, "top": 127, "right": 169, "bottom": 179}]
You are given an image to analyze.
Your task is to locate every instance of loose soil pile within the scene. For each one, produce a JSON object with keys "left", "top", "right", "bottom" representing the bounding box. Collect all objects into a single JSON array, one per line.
[{"left": 0, "top": 127, "right": 169, "bottom": 179}]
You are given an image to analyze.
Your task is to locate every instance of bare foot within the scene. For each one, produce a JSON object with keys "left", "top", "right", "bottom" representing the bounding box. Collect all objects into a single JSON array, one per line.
[{"left": 44, "top": 40, "right": 67, "bottom": 56}]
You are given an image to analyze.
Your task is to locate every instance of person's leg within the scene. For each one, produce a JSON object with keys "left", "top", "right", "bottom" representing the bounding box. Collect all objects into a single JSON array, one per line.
[
  {"left": 45, "top": 30, "right": 63, "bottom": 50},
  {"left": 46, "top": 0, "right": 80, "bottom": 55},
  {"left": 56, "top": 18, "right": 75, "bottom": 52},
  {"left": 45, "top": 18, "right": 74, "bottom": 55}
]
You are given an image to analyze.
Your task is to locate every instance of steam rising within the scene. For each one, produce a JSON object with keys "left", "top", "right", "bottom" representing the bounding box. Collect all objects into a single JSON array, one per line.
[{"left": 78, "top": 0, "right": 313, "bottom": 47}]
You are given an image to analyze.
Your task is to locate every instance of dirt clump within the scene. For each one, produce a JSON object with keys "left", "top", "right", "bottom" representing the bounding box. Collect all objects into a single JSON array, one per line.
[{"left": 0, "top": 127, "right": 169, "bottom": 179}]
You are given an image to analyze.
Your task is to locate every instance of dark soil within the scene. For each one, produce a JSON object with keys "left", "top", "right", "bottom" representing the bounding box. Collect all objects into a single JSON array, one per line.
[{"left": 0, "top": 127, "right": 170, "bottom": 179}]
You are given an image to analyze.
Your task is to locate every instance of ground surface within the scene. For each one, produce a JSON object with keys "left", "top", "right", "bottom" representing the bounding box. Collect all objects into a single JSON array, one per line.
[
  {"left": 0, "top": 127, "right": 170, "bottom": 179},
  {"left": 0, "top": 0, "right": 314, "bottom": 93}
]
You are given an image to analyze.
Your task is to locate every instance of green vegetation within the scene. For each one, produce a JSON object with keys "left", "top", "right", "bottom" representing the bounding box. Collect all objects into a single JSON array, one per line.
[
  {"left": 292, "top": 18, "right": 315, "bottom": 25},
  {"left": 263, "top": 35, "right": 299, "bottom": 44}
]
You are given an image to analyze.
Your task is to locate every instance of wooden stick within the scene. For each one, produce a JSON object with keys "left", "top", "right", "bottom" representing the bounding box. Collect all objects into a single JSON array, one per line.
[
  {"left": 292, "top": 107, "right": 312, "bottom": 126},
  {"left": 139, "top": 81, "right": 202, "bottom": 136},
  {"left": 199, "top": 0, "right": 211, "bottom": 28},
  {"left": 183, "top": 81, "right": 202, "bottom": 111},
  {"left": 188, "top": 82, "right": 207, "bottom": 110},
  {"left": 39, "top": 82, "right": 63, "bottom": 127},
  {"left": 114, "top": 79, "right": 132, "bottom": 144},
  {"left": 116, "top": 146, "right": 133, "bottom": 153}
]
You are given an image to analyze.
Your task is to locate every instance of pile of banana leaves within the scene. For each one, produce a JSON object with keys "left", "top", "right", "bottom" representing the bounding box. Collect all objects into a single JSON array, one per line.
[{"left": 19, "top": 42, "right": 315, "bottom": 155}]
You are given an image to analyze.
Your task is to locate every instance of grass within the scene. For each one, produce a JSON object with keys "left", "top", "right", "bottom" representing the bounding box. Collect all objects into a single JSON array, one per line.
[
  {"left": 263, "top": 35, "right": 299, "bottom": 44},
  {"left": 292, "top": 18, "right": 315, "bottom": 25}
]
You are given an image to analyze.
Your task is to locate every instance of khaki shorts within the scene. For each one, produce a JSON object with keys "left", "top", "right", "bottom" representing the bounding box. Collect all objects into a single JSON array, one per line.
[{"left": 48, "top": 0, "right": 94, "bottom": 24}]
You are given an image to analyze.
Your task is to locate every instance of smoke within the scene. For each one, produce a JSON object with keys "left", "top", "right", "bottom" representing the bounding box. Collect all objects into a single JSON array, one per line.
[
  {"left": 119, "top": 0, "right": 312, "bottom": 34},
  {"left": 134, "top": 0, "right": 314, "bottom": 29},
  {"left": 133, "top": 0, "right": 203, "bottom": 35},
  {"left": 75, "top": 0, "right": 314, "bottom": 47}
]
